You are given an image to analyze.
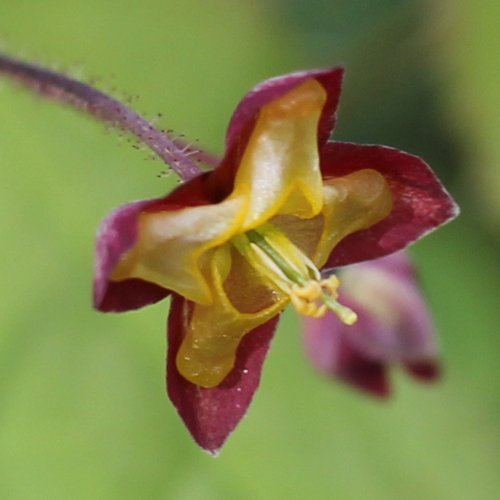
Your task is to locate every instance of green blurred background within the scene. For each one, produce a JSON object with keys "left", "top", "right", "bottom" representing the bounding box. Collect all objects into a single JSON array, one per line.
[{"left": 0, "top": 1, "right": 499, "bottom": 499}]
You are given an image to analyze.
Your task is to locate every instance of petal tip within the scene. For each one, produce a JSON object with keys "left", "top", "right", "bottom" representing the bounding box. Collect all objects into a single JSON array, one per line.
[
  {"left": 406, "top": 360, "right": 441, "bottom": 382},
  {"left": 204, "top": 448, "right": 222, "bottom": 458},
  {"left": 167, "top": 296, "right": 280, "bottom": 453}
]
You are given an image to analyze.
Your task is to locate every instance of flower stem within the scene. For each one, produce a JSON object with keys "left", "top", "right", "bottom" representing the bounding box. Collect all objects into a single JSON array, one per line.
[{"left": 0, "top": 52, "right": 204, "bottom": 181}]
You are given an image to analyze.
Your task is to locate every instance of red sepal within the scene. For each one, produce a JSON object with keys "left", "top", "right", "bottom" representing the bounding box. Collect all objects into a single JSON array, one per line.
[
  {"left": 94, "top": 198, "right": 169, "bottom": 312},
  {"left": 321, "top": 142, "right": 459, "bottom": 267},
  {"left": 406, "top": 360, "right": 441, "bottom": 382},
  {"left": 303, "top": 313, "right": 391, "bottom": 398}
]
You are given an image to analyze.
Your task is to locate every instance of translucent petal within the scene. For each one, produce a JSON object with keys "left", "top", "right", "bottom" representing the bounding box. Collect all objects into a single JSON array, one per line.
[
  {"left": 270, "top": 169, "right": 393, "bottom": 269},
  {"left": 231, "top": 78, "right": 326, "bottom": 227},
  {"left": 110, "top": 197, "right": 246, "bottom": 304},
  {"left": 314, "top": 169, "right": 393, "bottom": 267},
  {"left": 175, "top": 246, "right": 287, "bottom": 387}
]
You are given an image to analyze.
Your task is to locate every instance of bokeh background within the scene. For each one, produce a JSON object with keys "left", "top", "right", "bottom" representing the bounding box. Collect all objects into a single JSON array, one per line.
[{"left": 0, "top": 1, "right": 499, "bottom": 499}]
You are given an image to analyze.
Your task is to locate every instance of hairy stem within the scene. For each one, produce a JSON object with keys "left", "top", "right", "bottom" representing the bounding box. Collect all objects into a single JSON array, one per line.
[{"left": 0, "top": 52, "right": 209, "bottom": 180}]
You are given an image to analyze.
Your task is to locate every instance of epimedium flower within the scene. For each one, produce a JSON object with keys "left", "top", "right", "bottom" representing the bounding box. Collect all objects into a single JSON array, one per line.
[
  {"left": 303, "top": 251, "right": 440, "bottom": 397},
  {"left": 0, "top": 53, "right": 458, "bottom": 454},
  {"left": 97, "top": 72, "right": 458, "bottom": 453}
]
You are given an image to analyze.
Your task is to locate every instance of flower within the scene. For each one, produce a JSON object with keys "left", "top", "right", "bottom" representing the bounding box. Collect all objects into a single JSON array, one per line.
[
  {"left": 0, "top": 54, "right": 458, "bottom": 454},
  {"left": 94, "top": 69, "right": 457, "bottom": 453},
  {"left": 303, "top": 251, "right": 440, "bottom": 397}
]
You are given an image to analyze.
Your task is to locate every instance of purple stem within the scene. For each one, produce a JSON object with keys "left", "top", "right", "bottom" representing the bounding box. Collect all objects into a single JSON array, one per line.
[
  {"left": 187, "top": 148, "right": 220, "bottom": 169},
  {"left": 0, "top": 52, "right": 206, "bottom": 181}
]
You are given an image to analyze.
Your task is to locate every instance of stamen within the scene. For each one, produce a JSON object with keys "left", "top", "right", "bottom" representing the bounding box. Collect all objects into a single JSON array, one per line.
[
  {"left": 248, "top": 243, "right": 294, "bottom": 293},
  {"left": 239, "top": 228, "right": 358, "bottom": 324},
  {"left": 320, "top": 289, "right": 358, "bottom": 325},
  {"left": 245, "top": 229, "right": 307, "bottom": 285},
  {"left": 288, "top": 276, "right": 358, "bottom": 323}
]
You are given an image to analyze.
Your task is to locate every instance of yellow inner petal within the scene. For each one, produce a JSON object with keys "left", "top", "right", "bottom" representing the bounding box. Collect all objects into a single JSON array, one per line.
[
  {"left": 175, "top": 246, "right": 287, "bottom": 388},
  {"left": 315, "top": 168, "right": 393, "bottom": 267},
  {"left": 231, "top": 78, "right": 326, "bottom": 227}
]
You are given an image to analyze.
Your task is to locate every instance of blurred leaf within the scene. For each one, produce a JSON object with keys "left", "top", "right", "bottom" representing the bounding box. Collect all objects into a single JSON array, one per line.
[{"left": 436, "top": 0, "right": 500, "bottom": 236}]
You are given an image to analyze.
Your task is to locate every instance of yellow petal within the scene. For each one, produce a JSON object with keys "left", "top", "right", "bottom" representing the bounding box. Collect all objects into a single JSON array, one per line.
[
  {"left": 232, "top": 78, "right": 327, "bottom": 228},
  {"left": 111, "top": 197, "right": 246, "bottom": 304},
  {"left": 268, "top": 169, "right": 392, "bottom": 268},
  {"left": 176, "top": 245, "right": 287, "bottom": 387},
  {"left": 315, "top": 168, "right": 393, "bottom": 267}
]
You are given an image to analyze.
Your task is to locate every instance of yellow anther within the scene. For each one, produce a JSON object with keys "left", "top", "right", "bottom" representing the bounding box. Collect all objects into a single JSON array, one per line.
[
  {"left": 321, "top": 274, "right": 340, "bottom": 297},
  {"left": 304, "top": 303, "right": 318, "bottom": 316},
  {"left": 290, "top": 293, "right": 308, "bottom": 314},
  {"left": 290, "top": 281, "right": 329, "bottom": 318},
  {"left": 291, "top": 280, "right": 322, "bottom": 301},
  {"left": 290, "top": 292, "right": 317, "bottom": 317},
  {"left": 311, "top": 304, "right": 327, "bottom": 318}
]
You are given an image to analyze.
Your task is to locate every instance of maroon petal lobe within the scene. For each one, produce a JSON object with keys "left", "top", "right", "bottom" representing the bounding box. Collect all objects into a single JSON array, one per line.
[
  {"left": 144, "top": 171, "right": 223, "bottom": 211},
  {"left": 405, "top": 360, "right": 441, "bottom": 382},
  {"left": 225, "top": 67, "right": 344, "bottom": 155},
  {"left": 340, "top": 254, "right": 439, "bottom": 364},
  {"left": 97, "top": 278, "right": 169, "bottom": 313},
  {"left": 94, "top": 198, "right": 169, "bottom": 312},
  {"left": 303, "top": 312, "right": 391, "bottom": 398},
  {"left": 337, "top": 350, "right": 390, "bottom": 398},
  {"left": 321, "top": 142, "right": 459, "bottom": 267},
  {"left": 363, "top": 249, "right": 415, "bottom": 280},
  {"left": 167, "top": 295, "right": 281, "bottom": 454}
]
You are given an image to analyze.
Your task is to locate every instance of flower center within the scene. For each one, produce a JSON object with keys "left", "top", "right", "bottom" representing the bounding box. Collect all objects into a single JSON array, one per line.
[{"left": 232, "top": 224, "right": 357, "bottom": 325}]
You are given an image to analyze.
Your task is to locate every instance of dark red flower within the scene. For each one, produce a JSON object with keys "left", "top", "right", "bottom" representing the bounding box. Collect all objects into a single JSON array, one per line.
[
  {"left": 303, "top": 251, "right": 440, "bottom": 397},
  {"left": 93, "top": 69, "right": 457, "bottom": 453}
]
